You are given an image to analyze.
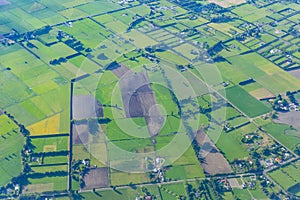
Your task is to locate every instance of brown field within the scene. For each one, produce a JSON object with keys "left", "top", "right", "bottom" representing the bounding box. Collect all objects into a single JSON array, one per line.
[
  {"left": 28, "top": 113, "right": 61, "bottom": 136},
  {"left": 195, "top": 130, "right": 232, "bottom": 175},
  {"left": 119, "top": 70, "right": 163, "bottom": 136},
  {"left": 83, "top": 168, "right": 109, "bottom": 189},
  {"left": 250, "top": 88, "right": 275, "bottom": 100},
  {"left": 275, "top": 111, "right": 300, "bottom": 128},
  {"left": 208, "top": 0, "right": 246, "bottom": 8},
  {"left": 289, "top": 68, "right": 300, "bottom": 80},
  {"left": 109, "top": 63, "right": 130, "bottom": 78},
  {"left": 72, "top": 95, "right": 103, "bottom": 120},
  {"left": 72, "top": 123, "right": 89, "bottom": 145},
  {"left": 228, "top": 178, "right": 242, "bottom": 189}
]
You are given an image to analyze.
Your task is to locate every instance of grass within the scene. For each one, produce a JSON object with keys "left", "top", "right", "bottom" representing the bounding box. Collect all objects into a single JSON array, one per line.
[
  {"left": 215, "top": 128, "right": 250, "bottom": 162},
  {"left": 31, "top": 136, "right": 69, "bottom": 152},
  {"left": 25, "top": 176, "right": 67, "bottom": 193},
  {"left": 0, "top": 115, "right": 18, "bottom": 136},
  {"left": 158, "top": 116, "right": 182, "bottom": 136},
  {"left": 73, "top": 144, "right": 105, "bottom": 167},
  {"left": 0, "top": 70, "right": 34, "bottom": 109},
  {"left": 31, "top": 165, "right": 67, "bottom": 173},
  {"left": 163, "top": 183, "right": 187, "bottom": 197},
  {"left": 224, "top": 86, "right": 271, "bottom": 118},
  {"left": 109, "top": 138, "right": 153, "bottom": 153},
  {"left": 110, "top": 171, "right": 150, "bottom": 186},
  {"left": 74, "top": 188, "right": 138, "bottom": 199},
  {"left": 57, "top": 18, "right": 111, "bottom": 49},
  {"left": 263, "top": 123, "right": 299, "bottom": 152},
  {"left": 165, "top": 146, "right": 205, "bottom": 179},
  {"left": 211, "top": 106, "right": 241, "bottom": 123},
  {"left": 232, "top": 188, "right": 252, "bottom": 200},
  {"left": 268, "top": 161, "right": 300, "bottom": 196},
  {"left": 77, "top": 1, "right": 121, "bottom": 15},
  {"left": 0, "top": 116, "right": 24, "bottom": 186}
]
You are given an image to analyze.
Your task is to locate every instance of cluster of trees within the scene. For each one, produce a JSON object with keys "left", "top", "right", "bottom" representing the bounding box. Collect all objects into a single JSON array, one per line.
[
  {"left": 286, "top": 91, "right": 299, "bottom": 105},
  {"left": 184, "top": 179, "right": 227, "bottom": 200},
  {"left": 127, "top": 16, "right": 145, "bottom": 32},
  {"left": 49, "top": 57, "right": 67, "bottom": 65},
  {"left": 71, "top": 159, "right": 90, "bottom": 189},
  {"left": 272, "top": 94, "right": 289, "bottom": 111},
  {"left": 65, "top": 37, "right": 85, "bottom": 51}
]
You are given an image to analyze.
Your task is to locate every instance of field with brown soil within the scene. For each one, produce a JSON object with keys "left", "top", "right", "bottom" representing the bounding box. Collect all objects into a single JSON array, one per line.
[
  {"left": 109, "top": 63, "right": 131, "bottom": 78},
  {"left": 119, "top": 70, "right": 163, "bottom": 136},
  {"left": 72, "top": 95, "right": 103, "bottom": 120},
  {"left": 195, "top": 130, "right": 232, "bottom": 175},
  {"left": 83, "top": 167, "right": 109, "bottom": 189},
  {"left": 72, "top": 123, "right": 89, "bottom": 145}
]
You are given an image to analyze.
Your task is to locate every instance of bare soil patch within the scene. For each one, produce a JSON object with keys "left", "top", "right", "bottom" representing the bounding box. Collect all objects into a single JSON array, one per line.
[
  {"left": 228, "top": 178, "right": 242, "bottom": 188},
  {"left": 72, "top": 95, "right": 103, "bottom": 120},
  {"left": 275, "top": 111, "right": 300, "bottom": 128},
  {"left": 289, "top": 68, "right": 300, "bottom": 80},
  {"left": 195, "top": 130, "right": 232, "bottom": 175},
  {"left": 119, "top": 70, "right": 163, "bottom": 136},
  {"left": 72, "top": 123, "right": 89, "bottom": 145},
  {"left": 108, "top": 63, "right": 130, "bottom": 78},
  {"left": 83, "top": 167, "right": 109, "bottom": 189}
]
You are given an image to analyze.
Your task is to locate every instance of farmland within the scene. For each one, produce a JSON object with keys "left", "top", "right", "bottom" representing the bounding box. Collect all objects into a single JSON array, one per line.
[
  {"left": 0, "top": 0, "right": 299, "bottom": 199},
  {"left": 268, "top": 161, "right": 300, "bottom": 196},
  {"left": 0, "top": 115, "right": 24, "bottom": 186}
]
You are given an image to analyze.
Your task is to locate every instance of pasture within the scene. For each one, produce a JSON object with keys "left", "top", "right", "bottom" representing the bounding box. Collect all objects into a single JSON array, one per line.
[
  {"left": 0, "top": 116, "right": 24, "bottom": 186},
  {"left": 268, "top": 161, "right": 300, "bottom": 196},
  {"left": 224, "top": 86, "right": 271, "bottom": 118},
  {"left": 263, "top": 123, "right": 300, "bottom": 152},
  {"left": 31, "top": 136, "right": 69, "bottom": 152}
]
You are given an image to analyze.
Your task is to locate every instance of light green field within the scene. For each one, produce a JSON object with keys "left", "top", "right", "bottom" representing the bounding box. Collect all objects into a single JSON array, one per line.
[{"left": 0, "top": 117, "right": 24, "bottom": 186}]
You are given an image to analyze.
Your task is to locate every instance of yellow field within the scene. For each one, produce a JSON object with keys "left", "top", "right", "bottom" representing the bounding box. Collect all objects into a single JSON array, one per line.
[
  {"left": 208, "top": 23, "right": 243, "bottom": 37},
  {"left": 43, "top": 144, "right": 57, "bottom": 152},
  {"left": 250, "top": 88, "right": 275, "bottom": 100},
  {"left": 27, "top": 113, "right": 61, "bottom": 136}
]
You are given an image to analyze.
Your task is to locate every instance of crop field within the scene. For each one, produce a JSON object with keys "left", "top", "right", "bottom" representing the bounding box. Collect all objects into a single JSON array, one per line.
[
  {"left": 24, "top": 176, "right": 68, "bottom": 193},
  {"left": 1, "top": 0, "right": 300, "bottom": 198},
  {"left": 31, "top": 136, "right": 69, "bottom": 153},
  {"left": 224, "top": 86, "right": 271, "bottom": 118},
  {"left": 263, "top": 123, "right": 300, "bottom": 152},
  {"left": 269, "top": 161, "right": 300, "bottom": 196},
  {"left": 27, "top": 113, "right": 61, "bottom": 136},
  {"left": 195, "top": 130, "right": 232, "bottom": 175},
  {"left": 0, "top": 116, "right": 24, "bottom": 186}
]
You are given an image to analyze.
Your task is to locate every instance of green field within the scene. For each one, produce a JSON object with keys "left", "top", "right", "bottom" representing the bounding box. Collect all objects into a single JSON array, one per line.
[
  {"left": 263, "top": 123, "right": 300, "bottom": 152},
  {"left": 0, "top": 0, "right": 300, "bottom": 197},
  {"left": 0, "top": 116, "right": 24, "bottom": 186},
  {"left": 224, "top": 86, "right": 271, "bottom": 118},
  {"left": 269, "top": 161, "right": 300, "bottom": 196},
  {"left": 31, "top": 136, "right": 69, "bottom": 152}
]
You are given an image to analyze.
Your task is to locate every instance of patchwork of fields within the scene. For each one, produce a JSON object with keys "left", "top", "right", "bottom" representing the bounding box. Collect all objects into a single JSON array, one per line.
[{"left": 0, "top": 0, "right": 299, "bottom": 199}]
